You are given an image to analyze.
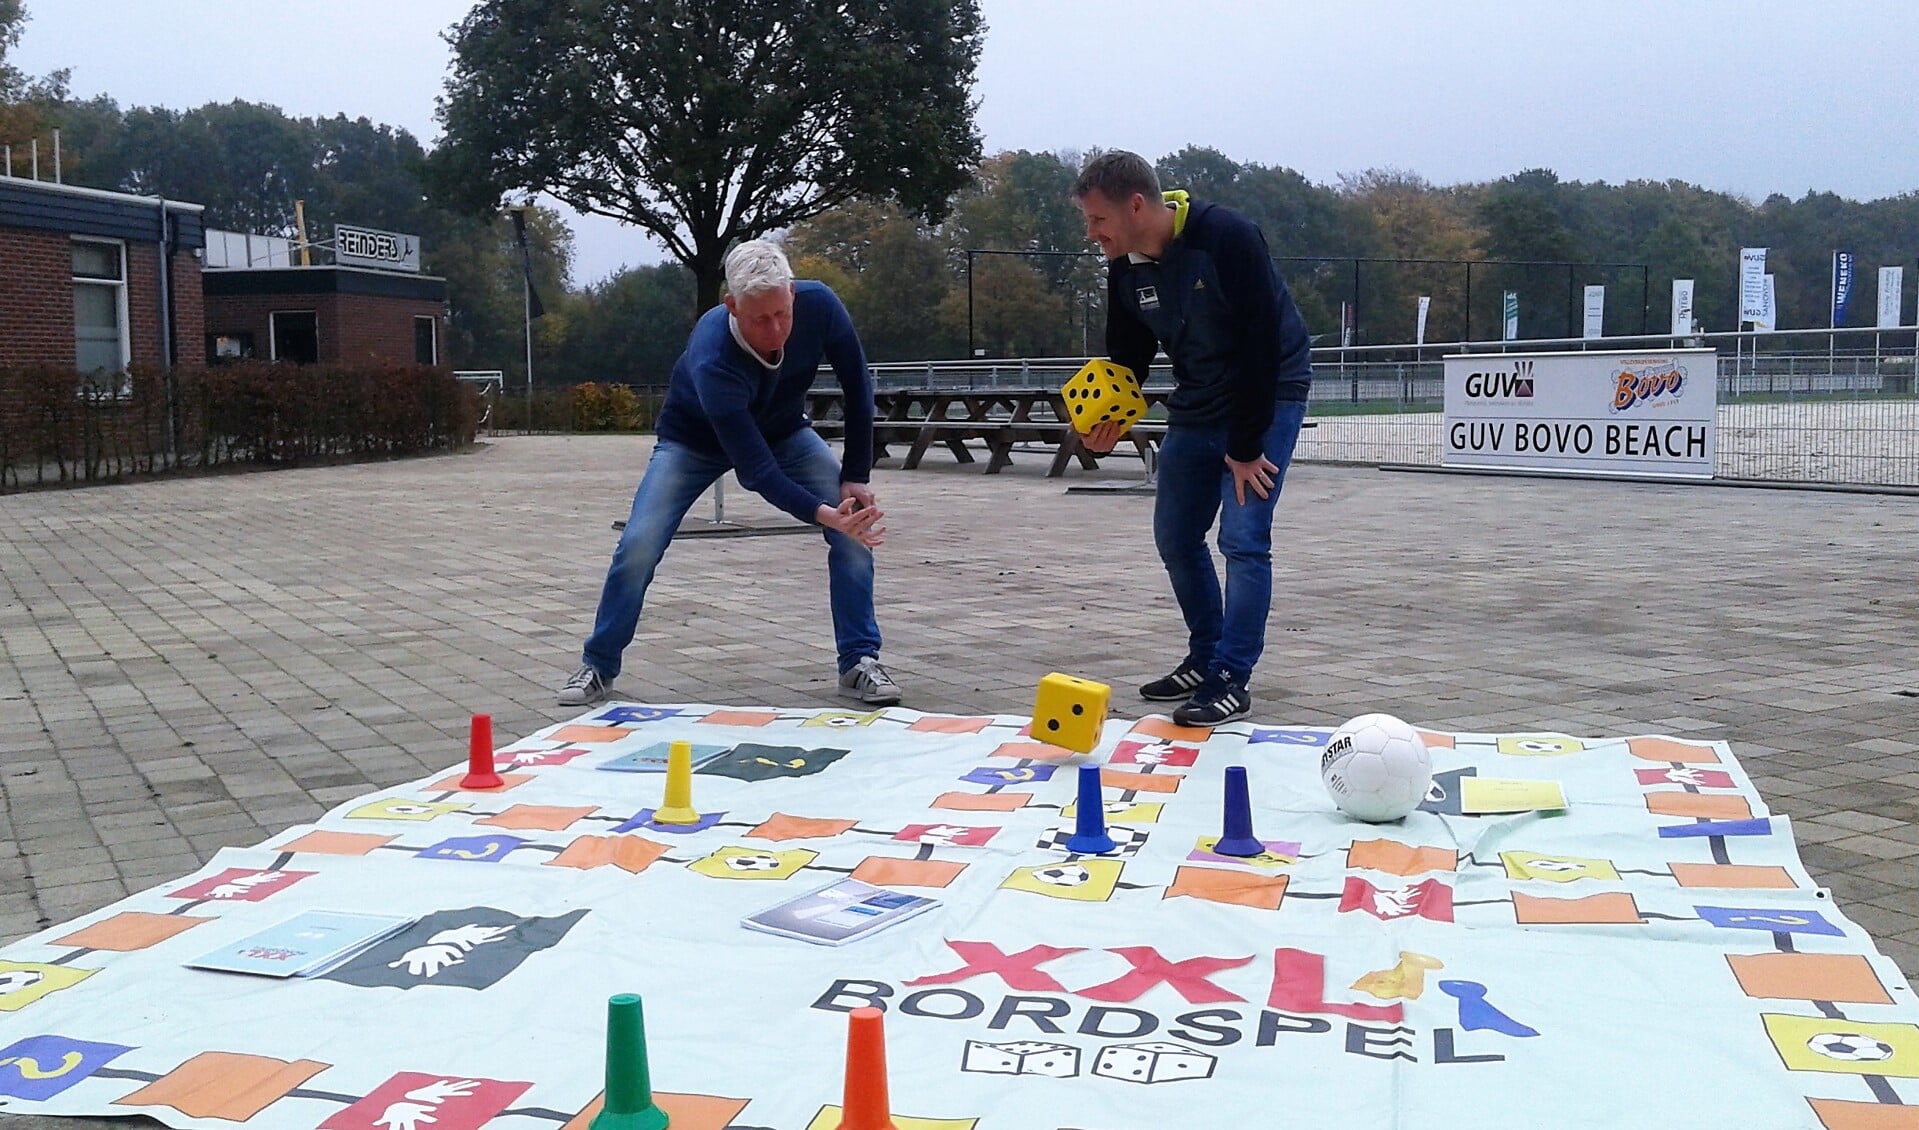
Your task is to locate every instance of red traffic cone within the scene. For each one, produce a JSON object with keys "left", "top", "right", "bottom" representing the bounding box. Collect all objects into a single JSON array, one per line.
[
  {"left": 840, "top": 1006, "right": 897, "bottom": 1129},
  {"left": 459, "top": 713, "right": 505, "bottom": 789}
]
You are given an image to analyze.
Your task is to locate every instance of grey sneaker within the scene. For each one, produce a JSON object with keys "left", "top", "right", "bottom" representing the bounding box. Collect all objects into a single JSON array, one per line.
[
  {"left": 838, "top": 656, "right": 902, "bottom": 705},
  {"left": 557, "top": 664, "right": 610, "bottom": 707}
]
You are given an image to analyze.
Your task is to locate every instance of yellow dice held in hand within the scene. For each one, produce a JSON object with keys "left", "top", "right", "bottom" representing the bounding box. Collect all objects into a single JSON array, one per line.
[
  {"left": 1062, "top": 359, "right": 1147, "bottom": 437},
  {"left": 1033, "top": 672, "right": 1111, "bottom": 755}
]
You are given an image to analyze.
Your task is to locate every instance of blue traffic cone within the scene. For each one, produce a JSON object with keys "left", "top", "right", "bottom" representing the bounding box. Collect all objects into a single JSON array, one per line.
[
  {"left": 1065, "top": 764, "right": 1118, "bottom": 854},
  {"left": 1215, "top": 766, "right": 1264, "bottom": 857}
]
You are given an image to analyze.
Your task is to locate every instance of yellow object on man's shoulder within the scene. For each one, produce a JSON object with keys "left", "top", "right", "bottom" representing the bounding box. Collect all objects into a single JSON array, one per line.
[{"left": 1061, "top": 359, "right": 1147, "bottom": 437}]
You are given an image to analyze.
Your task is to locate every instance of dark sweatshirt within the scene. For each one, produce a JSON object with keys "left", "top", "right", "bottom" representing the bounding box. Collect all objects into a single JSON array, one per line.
[
  {"left": 654, "top": 281, "right": 875, "bottom": 522},
  {"left": 1106, "top": 193, "right": 1313, "bottom": 461}
]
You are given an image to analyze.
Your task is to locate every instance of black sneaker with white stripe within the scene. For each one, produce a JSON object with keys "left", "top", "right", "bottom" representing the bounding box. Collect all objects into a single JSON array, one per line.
[
  {"left": 1173, "top": 678, "right": 1252, "bottom": 727},
  {"left": 1139, "top": 660, "right": 1207, "bottom": 702}
]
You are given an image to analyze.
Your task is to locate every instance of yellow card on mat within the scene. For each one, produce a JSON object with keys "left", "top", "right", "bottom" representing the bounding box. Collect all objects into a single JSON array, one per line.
[{"left": 1461, "top": 778, "right": 1567, "bottom": 813}]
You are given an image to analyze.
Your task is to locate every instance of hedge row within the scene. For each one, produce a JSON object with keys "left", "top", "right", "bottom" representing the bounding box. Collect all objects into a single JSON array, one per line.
[{"left": 0, "top": 363, "right": 481, "bottom": 491}]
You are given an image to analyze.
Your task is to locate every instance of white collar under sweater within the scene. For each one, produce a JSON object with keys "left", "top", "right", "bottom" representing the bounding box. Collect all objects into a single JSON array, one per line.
[{"left": 728, "top": 314, "right": 783, "bottom": 371}]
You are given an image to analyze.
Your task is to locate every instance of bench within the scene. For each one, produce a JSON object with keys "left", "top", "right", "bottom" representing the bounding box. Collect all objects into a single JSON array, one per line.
[{"left": 808, "top": 388, "right": 1312, "bottom": 477}]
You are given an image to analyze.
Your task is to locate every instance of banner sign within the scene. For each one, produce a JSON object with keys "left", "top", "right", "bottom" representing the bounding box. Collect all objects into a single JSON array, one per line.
[
  {"left": 334, "top": 224, "right": 422, "bottom": 273},
  {"left": 1880, "top": 267, "right": 1905, "bottom": 329},
  {"left": 1670, "top": 279, "right": 1694, "bottom": 335},
  {"left": 1444, "top": 348, "right": 1717, "bottom": 478},
  {"left": 1738, "top": 248, "right": 1767, "bottom": 323}
]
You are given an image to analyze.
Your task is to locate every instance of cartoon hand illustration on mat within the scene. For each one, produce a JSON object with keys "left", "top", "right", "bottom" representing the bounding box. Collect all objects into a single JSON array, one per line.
[
  {"left": 404, "top": 1079, "right": 479, "bottom": 1104},
  {"left": 207, "top": 874, "right": 280, "bottom": 899},
  {"left": 388, "top": 924, "right": 515, "bottom": 976},
  {"left": 388, "top": 942, "right": 467, "bottom": 976},
  {"left": 373, "top": 1101, "right": 439, "bottom": 1130},
  {"left": 427, "top": 924, "right": 513, "bottom": 949}
]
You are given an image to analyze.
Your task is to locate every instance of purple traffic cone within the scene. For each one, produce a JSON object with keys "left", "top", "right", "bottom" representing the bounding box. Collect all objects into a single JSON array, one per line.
[{"left": 1215, "top": 765, "right": 1264, "bottom": 857}]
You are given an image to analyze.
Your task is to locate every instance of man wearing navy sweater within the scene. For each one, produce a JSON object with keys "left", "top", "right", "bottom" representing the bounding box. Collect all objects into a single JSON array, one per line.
[
  {"left": 1073, "top": 151, "right": 1313, "bottom": 726},
  {"left": 558, "top": 240, "right": 900, "bottom": 707}
]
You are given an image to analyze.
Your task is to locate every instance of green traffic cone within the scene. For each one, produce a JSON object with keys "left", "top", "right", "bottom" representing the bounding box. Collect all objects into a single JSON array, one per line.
[{"left": 590, "top": 993, "right": 670, "bottom": 1130}]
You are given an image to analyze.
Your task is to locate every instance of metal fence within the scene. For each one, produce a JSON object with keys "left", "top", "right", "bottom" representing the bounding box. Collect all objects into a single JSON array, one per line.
[{"left": 868, "top": 326, "right": 1919, "bottom": 488}]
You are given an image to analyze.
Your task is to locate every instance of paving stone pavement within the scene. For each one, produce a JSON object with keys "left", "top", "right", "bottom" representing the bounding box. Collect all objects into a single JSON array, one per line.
[{"left": 0, "top": 433, "right": 1916, "bottom": 1121}]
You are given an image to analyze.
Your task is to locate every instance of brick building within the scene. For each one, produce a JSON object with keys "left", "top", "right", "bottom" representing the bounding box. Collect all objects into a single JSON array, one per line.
[
  {"left": 200, "top": 267, "right": 448, "bottom": 366},
  {"left": 0, "top": 176, "right": 206, "bottom": 383},
  {"left": 0, "top": 174, "right": 447, "bottom": 373}
]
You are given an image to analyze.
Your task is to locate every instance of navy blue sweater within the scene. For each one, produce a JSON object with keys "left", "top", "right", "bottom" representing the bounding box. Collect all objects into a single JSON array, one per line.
[
  {"left": 654, "top": 281, "right": 876, "bottom": 523},
  {"left": 1106, "top": 195, "right": 1313, "bottom": 461}
]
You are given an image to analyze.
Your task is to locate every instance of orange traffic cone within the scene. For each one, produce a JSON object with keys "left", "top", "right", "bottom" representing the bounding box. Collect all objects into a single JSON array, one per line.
[
  {"left": 458, "top": 713, "right": 505, "bottom": 789},
  {"left": 840, "top": 1006, "right": 896, "bottom": 1129}
]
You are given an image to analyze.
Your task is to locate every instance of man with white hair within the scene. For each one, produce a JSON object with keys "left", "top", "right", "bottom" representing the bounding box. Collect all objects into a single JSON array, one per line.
[{"left": 558, "top": 240, "right": 900, "bottom": 707}]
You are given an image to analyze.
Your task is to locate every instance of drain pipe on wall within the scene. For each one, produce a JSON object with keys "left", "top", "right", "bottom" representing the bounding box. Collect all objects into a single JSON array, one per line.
[{"left": 156, "top": 195, "right": 178, "bottom": 462}]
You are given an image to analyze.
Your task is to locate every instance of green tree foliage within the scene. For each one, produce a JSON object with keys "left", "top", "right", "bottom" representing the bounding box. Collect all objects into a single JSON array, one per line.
[
  {"left": 788, "top": 200, "right": 963, "bottom": 361},
  {"left": 0, "top": 0, "right": 69, "bottom": 155},
  {"left": 545, "top": 263, "right": 696, "bottom": 393},
  {"left": 434, "top": 208, "right": 575, "bottom": 384},
  {"left": 939, "top": 253, "right": 1077, "bottom": 358},
  {"left": 1334, "top": 169, "right": 1485, "bottom": 343},
  {"left": 942, "top": 150, "right": 1103, "bottom": 354},
  {"left": 949, "top": 150, "right": 1085, "bottom": 261},
  {"left": 433, "top": 0, "right": 985, "bottom": 311}
]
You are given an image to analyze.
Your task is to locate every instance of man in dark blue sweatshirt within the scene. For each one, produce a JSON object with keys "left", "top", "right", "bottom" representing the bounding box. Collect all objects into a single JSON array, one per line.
[
  {"left": 558, "top": 240, "right": 900, "bottom": 707},
  {"left": 1073, "top": 151, "right": 1314, "bottom": 726}
]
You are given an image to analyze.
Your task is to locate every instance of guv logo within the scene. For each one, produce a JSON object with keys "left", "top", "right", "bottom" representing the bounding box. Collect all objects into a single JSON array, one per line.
[
  {"left": 1611, "top": 364, "right": 1685, "bottom": 412},
  {"left": 1463, "top": 360, "right": 1534, "bottom": 399}
]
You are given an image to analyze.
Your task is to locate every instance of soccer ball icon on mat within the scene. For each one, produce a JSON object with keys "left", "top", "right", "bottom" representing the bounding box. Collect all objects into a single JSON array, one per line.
[
  {"left": 1321, "top": 712, "right": 1433, "bottom": 823},
  {"left": 1808, "top": 1032, "right": 1896, "bottom": 1062},
  {"left": 1032, "top": 863, "right": 1094, "bottom": 887}
]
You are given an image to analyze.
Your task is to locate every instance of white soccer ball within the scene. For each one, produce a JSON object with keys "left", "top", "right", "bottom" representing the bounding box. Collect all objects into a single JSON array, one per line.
[
  {"left": 724, "top": 853, "right": 783, "bottom": 872},
  {"left": 1321, "top": 713, "right": 1433, "bottom": 822}
]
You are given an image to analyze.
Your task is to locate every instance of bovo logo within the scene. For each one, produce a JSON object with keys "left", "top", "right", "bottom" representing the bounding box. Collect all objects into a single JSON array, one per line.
[{"left": 1610, "top": 360, "right": 1687, "bottom": 413}]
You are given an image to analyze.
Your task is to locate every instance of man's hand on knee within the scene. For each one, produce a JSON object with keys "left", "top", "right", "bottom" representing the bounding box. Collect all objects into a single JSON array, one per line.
[{"left": 1225, "top": 454, "right": 1278, "bottom": 504}]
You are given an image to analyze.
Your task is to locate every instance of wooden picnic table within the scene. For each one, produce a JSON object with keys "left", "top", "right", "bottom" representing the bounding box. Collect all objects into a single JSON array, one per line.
[{"left": 806, "top": 386, "right": 1173, "bottom": 477}]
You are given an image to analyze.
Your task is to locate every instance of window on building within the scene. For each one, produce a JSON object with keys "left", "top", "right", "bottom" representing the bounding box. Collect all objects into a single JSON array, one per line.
[
  {"left": 270, "top": 311, "right": 319, "bottom": 364},
  {"left": 414, "top": 316, "right": 439, "bottom": 365},
  {"left": 207, "top": 332, "right": 256, "bottom": 364},
  {"left": 72, "top": 239, "right": 129, "bottom": 392}
]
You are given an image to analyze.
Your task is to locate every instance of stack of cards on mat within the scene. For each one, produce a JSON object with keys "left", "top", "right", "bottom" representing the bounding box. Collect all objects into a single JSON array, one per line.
[
  {"left": 187, "top": 910, "right": 417, "bottom": 978},
  {"left": 742, "top": 878, "right": 938, "bottom": 946}
]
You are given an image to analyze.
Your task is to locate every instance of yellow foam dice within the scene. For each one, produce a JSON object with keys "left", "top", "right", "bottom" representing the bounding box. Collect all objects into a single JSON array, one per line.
[
  {"left": 1032, "top": 672, "right": 1111, "bottom": 754},
  {"left": 1061, "top": 359, "right": 1147, "bottom": 437}
]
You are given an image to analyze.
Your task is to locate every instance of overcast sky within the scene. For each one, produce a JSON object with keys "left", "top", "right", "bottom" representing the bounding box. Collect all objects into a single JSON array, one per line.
[{"left": 13, "top": 0, "right": 1919, "bottom": 283}]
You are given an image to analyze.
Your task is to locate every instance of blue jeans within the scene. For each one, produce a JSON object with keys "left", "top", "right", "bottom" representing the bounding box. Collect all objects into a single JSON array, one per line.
[
  {"left": 582, "top": 429, "right": 881, "bottom": 679},
  {"left": 1151, "top": 400, "right": 1308, "bottom": 686}
]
